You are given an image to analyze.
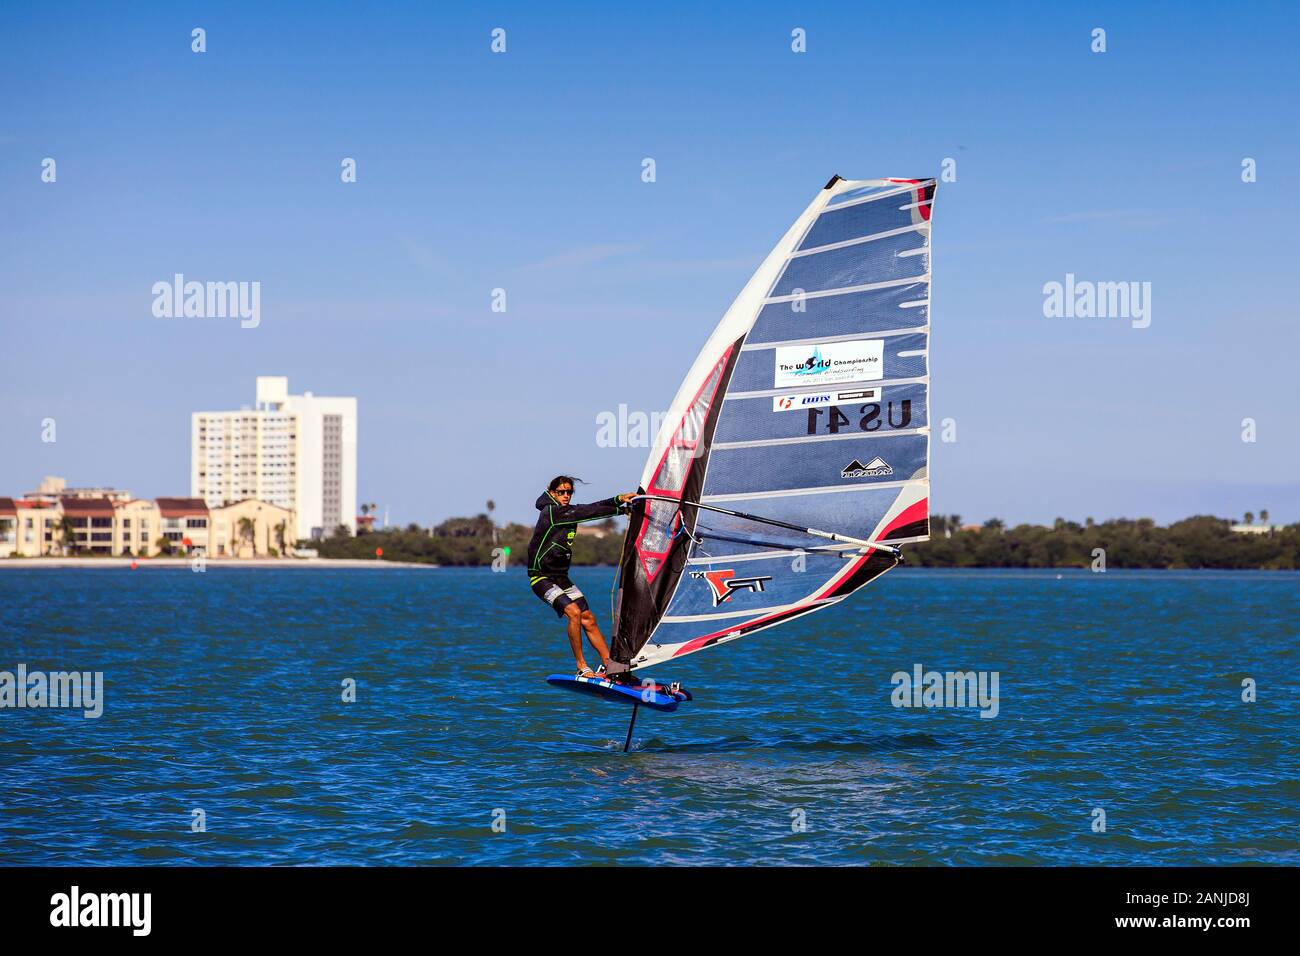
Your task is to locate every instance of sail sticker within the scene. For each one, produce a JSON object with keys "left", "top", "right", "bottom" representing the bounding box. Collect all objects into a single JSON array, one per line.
[
  {"left": 772, "top": 387, "right": 881, "bottom": 412},
  {"left": 842, "top": 457, "right": 893, "bottom": 478},
  {"left": 774, "top": 339, "right": 883, "bottom": 388},
  {"left": 688, "top": 569, "right": 773, "bottom": 606}
]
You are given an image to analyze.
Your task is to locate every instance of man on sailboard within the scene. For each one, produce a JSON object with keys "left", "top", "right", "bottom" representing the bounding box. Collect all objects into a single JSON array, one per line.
[{"left": 527, "top": 476, "right": 636, "bottom": 679}]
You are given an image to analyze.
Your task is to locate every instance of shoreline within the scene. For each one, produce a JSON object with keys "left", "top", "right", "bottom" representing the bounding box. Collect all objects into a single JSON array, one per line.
[
  {"left": 0, "top": 558, "right": 439, "bottom": 569},
  {"left": 1, "top": 560, "right": 1292, "bottom": 572}
]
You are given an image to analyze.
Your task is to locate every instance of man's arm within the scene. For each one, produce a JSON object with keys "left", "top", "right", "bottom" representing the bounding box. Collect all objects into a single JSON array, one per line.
[{"left": 554, "top": 495, "right": 632, "bottom": 523}]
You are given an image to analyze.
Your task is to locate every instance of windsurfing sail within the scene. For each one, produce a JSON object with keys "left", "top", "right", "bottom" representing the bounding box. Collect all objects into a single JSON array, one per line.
[{"left": 611, "top": 175, "right": 936, "bottom": 670}]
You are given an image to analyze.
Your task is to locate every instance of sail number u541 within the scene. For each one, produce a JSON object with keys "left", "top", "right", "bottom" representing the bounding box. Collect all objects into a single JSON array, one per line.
[{"left": 806, "top": 401, "right": 913, "bottom": 434}]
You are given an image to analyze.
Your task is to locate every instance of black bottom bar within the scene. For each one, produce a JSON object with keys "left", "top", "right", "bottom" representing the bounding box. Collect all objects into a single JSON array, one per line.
[{"left": 0, "top": 866, "right": 1281, "bottom": 942}]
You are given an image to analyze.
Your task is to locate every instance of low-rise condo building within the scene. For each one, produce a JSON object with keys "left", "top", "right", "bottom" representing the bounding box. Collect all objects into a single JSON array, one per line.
[{"left": 0, "top": 478, "right": 296, "bottom": 558}]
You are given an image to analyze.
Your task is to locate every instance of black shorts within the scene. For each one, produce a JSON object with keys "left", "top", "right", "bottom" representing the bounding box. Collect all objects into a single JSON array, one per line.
[{"left": 530, "top": 575, "right": 591, "bottom": 617}]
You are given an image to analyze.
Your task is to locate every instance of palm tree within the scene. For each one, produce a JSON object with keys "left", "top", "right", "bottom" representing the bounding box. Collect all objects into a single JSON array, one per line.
[
  {"left": 237, "top": 517, "right": 256, "bottom": 556},
  {"left": 1260, "top": 509, "right": 1269, "bottom": 526},
  {"left": 949, "top": 514, "right": 962, "bottom": 534},
  {"left": 1244, "top": 511, "right": 1254, "bottom": 526},
  {"left": 274, "top": 520, "right": 287, "bottom": 556},
  {"left": 56, "top": 515, "right": 79, "bottom": 556},
  {"left": 486, "top": 499, "right": 498, "bottom": 545}
]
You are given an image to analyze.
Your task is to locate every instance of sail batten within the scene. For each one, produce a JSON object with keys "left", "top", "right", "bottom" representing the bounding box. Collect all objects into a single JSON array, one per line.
[
  {"left": 741, "top": 326, "right": 930, "bottom": 351},
  {"left": 611, "top": 176, "right": 936, "bottom": 670}
]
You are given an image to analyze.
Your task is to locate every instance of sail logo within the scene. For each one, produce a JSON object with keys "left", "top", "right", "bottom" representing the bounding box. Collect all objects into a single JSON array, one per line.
[
  {"left": 773, "top": 388, "right": 879, "bottom": 412},
  {"left": 775, "top": 392, "right": 830, "bottom": 410},
  {"left": 790, "top": 347, "right": 832, "bottom": 375},
  {"left": 842, "top": 457, "right": 893, "bottom": 479},
  {"left": 689, "top": 569, "right": 772, "bottom": 606},
  {"left": 775, "top": 339, "right": 884, "bottom": 388}
]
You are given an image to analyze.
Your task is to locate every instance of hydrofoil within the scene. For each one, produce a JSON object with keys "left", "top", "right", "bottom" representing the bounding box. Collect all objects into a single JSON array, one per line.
[{"left": 545, "top": 672, "right": 692, "bottom": 752}]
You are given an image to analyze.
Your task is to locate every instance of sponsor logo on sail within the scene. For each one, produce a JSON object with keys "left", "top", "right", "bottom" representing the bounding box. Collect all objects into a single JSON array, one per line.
[
  {"left": 773, "top": 387, "right": 880, "bottom": 412},
  {"left": 842, "top": 457, "right": 893, "bottom": 479},
  {"left": 774, "top": 339, "right": 884, "bottom": 388},
  {"left": 689, "top": 569, "right": 773, "bottom": 606}
]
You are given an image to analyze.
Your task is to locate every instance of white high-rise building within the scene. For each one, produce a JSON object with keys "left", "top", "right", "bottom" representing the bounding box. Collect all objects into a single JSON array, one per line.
[{"left": 192, "top": 376, "right": 357, "bottom": 541}]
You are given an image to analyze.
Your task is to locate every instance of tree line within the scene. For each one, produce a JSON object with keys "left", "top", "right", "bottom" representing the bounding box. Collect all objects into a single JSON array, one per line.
[
  {"left": 318, "top": 511, "right": 1300, "bottom": 571},
  {"left": 912, "top": 515, "right": 1299, "bottom": 570}
]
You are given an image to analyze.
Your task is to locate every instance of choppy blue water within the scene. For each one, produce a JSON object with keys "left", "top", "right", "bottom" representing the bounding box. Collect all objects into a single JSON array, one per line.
[{"left": 1, "top": 567, "right": 1295, "bottom": 866}]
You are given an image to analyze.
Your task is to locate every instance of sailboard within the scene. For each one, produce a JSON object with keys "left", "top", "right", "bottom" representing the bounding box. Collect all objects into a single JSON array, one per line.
[
  {"left": 548, "top": 174, "right": 936, "bottom": 750},
  {"left": 545, "top": 673, "right": 691, "bottom": 711}
]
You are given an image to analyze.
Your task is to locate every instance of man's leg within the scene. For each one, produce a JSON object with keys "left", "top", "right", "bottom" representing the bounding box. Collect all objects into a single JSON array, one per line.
[
  {"left": 563, "top": 603, "right": 589, "bottom": 672},
  {"left": 578, "top": 609, "right": 613, "bottom": 667}
]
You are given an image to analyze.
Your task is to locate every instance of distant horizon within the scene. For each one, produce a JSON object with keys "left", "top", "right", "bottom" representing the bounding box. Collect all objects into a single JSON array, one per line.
[
  {"left": 3, "top": 465, "right": 1293, "bottom": 532},
  {"left": 6, "top": 472, "right": 1291, "bottom": 535}
]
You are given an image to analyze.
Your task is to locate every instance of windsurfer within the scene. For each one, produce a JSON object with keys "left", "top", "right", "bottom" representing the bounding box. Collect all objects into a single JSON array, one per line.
[{"left": 527, "top": 476, "right": 636, "bottom": 678}]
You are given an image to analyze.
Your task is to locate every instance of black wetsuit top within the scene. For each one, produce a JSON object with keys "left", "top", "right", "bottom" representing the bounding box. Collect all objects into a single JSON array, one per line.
[{"left": 526, "top": 491, "right": 626, "bottom": 581}]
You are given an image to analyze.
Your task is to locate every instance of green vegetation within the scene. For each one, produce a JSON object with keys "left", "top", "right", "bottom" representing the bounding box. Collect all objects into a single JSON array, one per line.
[
  {"left": 318, "top": 512, "right": 1299, "bottom": 570},
  {"left": 910, "top": 516, "right": 1300, "bottom": 570},
  {"left": 317, "top": 515, "right": 626, "bottom": 566}
]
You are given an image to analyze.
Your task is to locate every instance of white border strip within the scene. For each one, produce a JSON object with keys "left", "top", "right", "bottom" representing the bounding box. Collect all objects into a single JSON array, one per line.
[
  {"left": 740, "top": 326, "right": 928, "bottom": 351},
  {"left": 791, "top": 223, "right": 929, "bottom": 259},
  {"left": 686, "top": 545, "right": 861, "bottom": 565},
  {"left": 725, "top": 375, "right": 929, "bottom": 400},
  {"left": 662, "top": 597, "right": 840, "bottom": 624},
  {"left": 763, "top": 275, "right": 929, "bottom": 305},
  {"left": 701, "top": 477, "right": 927, "bottom": 502},
  {"left": 712, "top": 427, "right": 928, "bottom": 450},
  {"left": 824, "top": 182, "right": 922, "bottom": 211}
]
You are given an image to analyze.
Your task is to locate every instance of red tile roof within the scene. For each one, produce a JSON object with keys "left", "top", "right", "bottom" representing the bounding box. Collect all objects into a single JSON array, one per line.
[
  {"left": 155, "top": 497, "right": 210, "bottom": 518},
  {"left": 57, "top": 496, "right": 116, "bottom": 517}
]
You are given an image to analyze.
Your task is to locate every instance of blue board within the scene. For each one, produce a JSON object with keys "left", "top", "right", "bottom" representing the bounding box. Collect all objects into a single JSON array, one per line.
[{"left": 545, "top": 674, "right": 690, "bottom": 712}]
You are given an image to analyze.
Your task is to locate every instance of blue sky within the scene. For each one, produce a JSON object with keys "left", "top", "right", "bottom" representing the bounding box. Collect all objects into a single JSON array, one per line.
[{"left": 2, "top": 1, "right": 1297, "bottom": 527}]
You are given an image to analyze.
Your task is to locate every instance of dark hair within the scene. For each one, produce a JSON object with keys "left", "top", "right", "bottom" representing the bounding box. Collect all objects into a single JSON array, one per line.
[{"left": 548, "top": 475, "right": 581, "bottom": 491}]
